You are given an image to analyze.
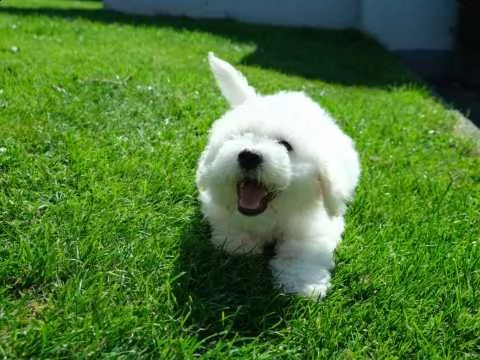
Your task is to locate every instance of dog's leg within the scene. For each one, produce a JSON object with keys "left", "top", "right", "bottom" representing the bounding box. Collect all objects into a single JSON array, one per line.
[
  {"left": 270, "top": 211, "right": 344, "bottom": 298},
  {"left": 270, "top": 242, "right": 334, "bottom": 298}
]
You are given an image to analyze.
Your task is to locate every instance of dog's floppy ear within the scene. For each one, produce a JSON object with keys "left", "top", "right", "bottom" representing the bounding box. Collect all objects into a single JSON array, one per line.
[
  {"left": 317, "top": 143, "right": 360, "bottom": 217},
  {"left": 208, "top": 52, "right": 256, "bottom": 107}
]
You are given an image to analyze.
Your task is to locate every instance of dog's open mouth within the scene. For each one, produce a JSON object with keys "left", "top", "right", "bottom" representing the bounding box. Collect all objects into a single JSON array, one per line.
[{"left": 236, "top": 179, "right": 275, "bottom": 216}]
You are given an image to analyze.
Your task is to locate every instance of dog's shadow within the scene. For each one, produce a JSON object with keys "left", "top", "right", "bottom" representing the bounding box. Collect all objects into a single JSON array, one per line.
[{"left": 174, "top": 212, "right": 292, "bottom": 341}]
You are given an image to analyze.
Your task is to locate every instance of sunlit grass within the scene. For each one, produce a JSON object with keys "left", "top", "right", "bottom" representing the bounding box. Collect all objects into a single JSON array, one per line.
[{"left": 0, "top": 1, "right": 479, "bottom": 357}]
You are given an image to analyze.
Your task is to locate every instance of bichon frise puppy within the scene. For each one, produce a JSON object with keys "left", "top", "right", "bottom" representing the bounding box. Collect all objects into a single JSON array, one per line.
[{"left": 196, "top": 53, "right": 360, "bottom": 298}]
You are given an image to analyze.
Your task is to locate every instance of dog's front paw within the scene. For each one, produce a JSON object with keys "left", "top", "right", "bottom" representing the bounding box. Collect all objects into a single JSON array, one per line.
[
  {"left": 299, "top": 282, "right": 330, "bottom": 298},
  {"left": 270, "top": 255, "right": 332, "bottom": 299},
  {"left": 273, "top": 274, "right": 331, "bottom": 299}
]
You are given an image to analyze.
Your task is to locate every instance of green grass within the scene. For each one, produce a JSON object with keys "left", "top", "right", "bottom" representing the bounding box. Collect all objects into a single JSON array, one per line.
[{"left": 1, "top": 1, "right": 479, "bottom": 358}]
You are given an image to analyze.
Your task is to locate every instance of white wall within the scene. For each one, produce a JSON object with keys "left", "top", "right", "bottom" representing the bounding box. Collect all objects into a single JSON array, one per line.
[
  {"left": 360, "top": 0, "right": 457, "bottom": 51},
  {"left": 104, "top": 0, "right": 359, "bottom": 29},
  {"left": 103, "top": 0, "right": 457, "bottom": 51}
]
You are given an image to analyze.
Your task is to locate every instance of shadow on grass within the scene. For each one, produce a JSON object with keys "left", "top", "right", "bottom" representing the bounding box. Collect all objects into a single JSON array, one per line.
[
  {"left": 175, "top": 212, "right": 291, "bottom": 342},
  {"left": 0, "top": 5, "right": 417, "bottom": 88}
]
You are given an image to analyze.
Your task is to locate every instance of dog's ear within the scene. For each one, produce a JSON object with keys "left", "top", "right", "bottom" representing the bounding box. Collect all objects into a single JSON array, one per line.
[
  {"left": 317, "top": 142, "right": 360, "bottom": 217},
  {"left": 208, "top": 52, "right": 256, "bottom": 107}
]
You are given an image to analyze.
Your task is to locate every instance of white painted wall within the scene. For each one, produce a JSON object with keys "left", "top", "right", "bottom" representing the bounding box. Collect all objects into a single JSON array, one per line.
[
  {"left": 360, "top": 0, "right": 457, "bottom": 51},
  {"left": 103, "top": 0, "right": 359, "bottom": 29},
  {"left": 103, "top": 0, "right": 457, "bottom": 51}
]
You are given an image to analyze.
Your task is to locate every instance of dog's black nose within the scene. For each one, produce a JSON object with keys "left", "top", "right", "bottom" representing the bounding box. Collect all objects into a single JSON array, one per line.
[{"left": 238, "top": 150, "right": 263, "bottom": 170}]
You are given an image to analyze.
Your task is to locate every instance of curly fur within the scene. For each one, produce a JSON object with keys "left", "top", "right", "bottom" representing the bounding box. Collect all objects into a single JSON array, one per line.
[{"left": 196, "top": 53, "right": 360, "bottom": 298}]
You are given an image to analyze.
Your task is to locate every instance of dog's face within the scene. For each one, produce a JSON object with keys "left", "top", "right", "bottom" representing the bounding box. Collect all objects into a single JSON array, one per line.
[
  {"left": 197, "top": 54, "right": 360, "bottom": 219},
  {"left": 198, "top": 93, "right": 323, "bottom": 218},
  {"left": 207, "top": 125, "right": 293, "bottom": 217}
]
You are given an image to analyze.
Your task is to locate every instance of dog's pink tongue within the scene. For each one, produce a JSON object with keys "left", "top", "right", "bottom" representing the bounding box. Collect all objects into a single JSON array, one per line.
[{"left": 238, "top": 182, "right": 267, "bottom": 210}]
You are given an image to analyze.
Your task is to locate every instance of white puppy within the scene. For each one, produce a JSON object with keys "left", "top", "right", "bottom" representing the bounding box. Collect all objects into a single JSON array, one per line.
[{"left": 196, "top": 53, "right": 360, "bottom": 298}]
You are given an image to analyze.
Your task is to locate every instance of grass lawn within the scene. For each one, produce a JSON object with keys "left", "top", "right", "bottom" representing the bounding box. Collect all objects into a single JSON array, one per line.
[{"left": 1, "top": 0, "right": 479, "bottom": 358}]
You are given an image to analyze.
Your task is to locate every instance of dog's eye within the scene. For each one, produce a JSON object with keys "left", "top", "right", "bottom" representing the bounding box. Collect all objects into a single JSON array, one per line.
[{"left": 278, "top": 140, "right": 293, "bottom": 152}]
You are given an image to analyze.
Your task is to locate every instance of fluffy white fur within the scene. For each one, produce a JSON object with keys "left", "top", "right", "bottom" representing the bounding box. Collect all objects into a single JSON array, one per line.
[{"left": 196, "top": 53, "right": 360, "bottom": 298}]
